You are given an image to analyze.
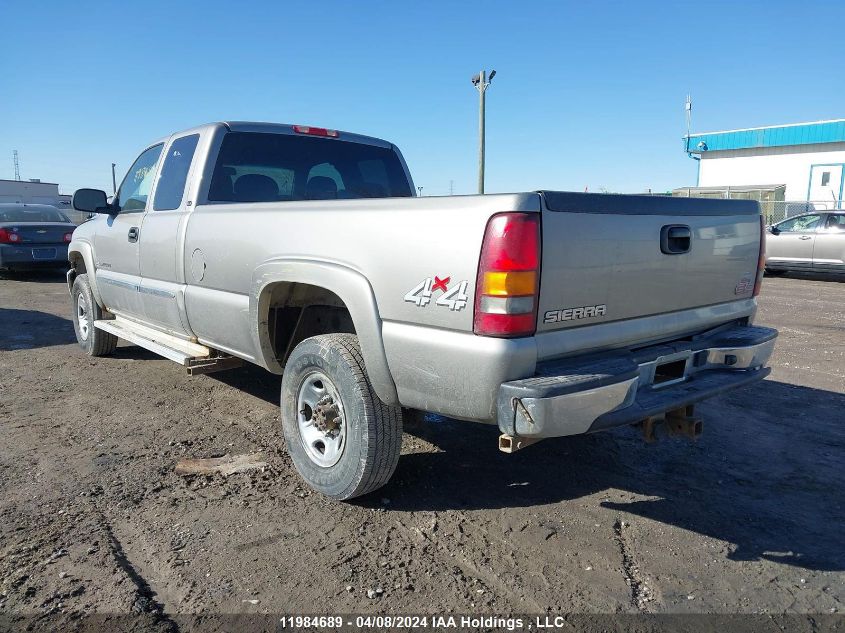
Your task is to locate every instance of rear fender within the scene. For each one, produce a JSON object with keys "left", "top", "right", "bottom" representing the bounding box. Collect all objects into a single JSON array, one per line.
[{"left": 251, "top": 259, "right": 399, "bottom": 406}]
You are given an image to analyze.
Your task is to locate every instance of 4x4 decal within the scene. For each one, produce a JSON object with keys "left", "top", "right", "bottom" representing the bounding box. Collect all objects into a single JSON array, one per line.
[{"left": 404, "top": 276, "right": 469, "bottom": 311}]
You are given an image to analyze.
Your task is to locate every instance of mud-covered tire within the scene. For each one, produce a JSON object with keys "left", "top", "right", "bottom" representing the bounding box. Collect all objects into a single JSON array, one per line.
[
  {"left": 281, "top": 333, "right": 403, "bottom": 500},
  {"left": 71, "top": 274, "right": 118, "bottom": 356}
]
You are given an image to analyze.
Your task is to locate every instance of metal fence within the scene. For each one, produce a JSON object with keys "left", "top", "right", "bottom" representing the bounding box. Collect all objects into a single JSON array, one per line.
[{"left": 759, "top": 200, "right": 843, "bottom": 225}]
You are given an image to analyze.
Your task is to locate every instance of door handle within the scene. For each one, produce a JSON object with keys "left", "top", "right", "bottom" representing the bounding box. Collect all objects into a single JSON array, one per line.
[
  {"left": 128, "top": 227, "right": 139, "bottom": 243},
  {"left": 798, "top": 235, "right": 813, "bottom": 240}
]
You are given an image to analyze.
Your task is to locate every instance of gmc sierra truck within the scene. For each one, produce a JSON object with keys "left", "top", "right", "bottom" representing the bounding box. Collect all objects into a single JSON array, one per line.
[{"left": 68, "top": 121, "right": 777, "bottom": 500}]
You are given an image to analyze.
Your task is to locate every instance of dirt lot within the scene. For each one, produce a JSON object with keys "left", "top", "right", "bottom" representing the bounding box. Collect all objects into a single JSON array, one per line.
[{"left": 1, "top": 271, "right": 843, "bottom": 630}]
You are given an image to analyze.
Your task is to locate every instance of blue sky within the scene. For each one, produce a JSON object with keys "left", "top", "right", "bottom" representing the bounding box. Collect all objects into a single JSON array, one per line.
[{"left": 2, "top": 0, "right": 844, "bottom": 196}]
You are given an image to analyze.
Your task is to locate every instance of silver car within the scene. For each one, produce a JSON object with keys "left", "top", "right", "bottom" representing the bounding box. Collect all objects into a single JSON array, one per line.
[{"left": 766, "top": 211, "right": 845, "bottom": 274}]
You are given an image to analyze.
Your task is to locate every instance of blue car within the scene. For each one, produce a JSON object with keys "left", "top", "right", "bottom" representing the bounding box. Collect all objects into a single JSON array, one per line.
[{"left": 0, "top": 203, "right": 76, "bottom": 272}]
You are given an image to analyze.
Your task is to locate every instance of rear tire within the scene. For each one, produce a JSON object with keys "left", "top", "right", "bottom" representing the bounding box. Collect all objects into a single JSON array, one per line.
[
  {"left": 281, "top": 333, "right": 403, "bottom": 500},
  {"left": 71, "top": 274, "right": 118, "bottom": 356}
]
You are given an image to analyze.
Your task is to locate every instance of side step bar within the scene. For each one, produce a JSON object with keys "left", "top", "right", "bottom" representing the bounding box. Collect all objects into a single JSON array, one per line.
[{"left": 94, "top": 317, "right": 242, "bottom": 374}]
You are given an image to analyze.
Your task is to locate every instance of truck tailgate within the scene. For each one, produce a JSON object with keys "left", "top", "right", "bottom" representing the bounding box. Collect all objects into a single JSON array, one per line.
[{"left": 537, "top": 192, "right": 761, "bottom": 333}]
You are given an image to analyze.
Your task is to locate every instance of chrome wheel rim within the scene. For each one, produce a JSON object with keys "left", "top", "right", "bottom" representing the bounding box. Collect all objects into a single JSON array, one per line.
[
  {"left": 296, "top": 371, "right": 346, "bottom": 468},
  {"left": 76, "top": 294, "right": 90, "bottom": 341}
]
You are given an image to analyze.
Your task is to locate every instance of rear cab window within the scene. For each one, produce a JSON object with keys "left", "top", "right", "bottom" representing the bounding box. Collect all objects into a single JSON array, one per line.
[{"left": 207, "top": 132, "right": 412, "bottom": 203}]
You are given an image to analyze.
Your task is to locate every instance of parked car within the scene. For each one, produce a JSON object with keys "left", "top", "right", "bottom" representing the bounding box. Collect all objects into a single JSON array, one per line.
[
  {"left": 67, "top": 121, "right": 777, "bottom": 500},
  {"left": 765, "top": 211, "right": 845, "bottom": 275},
  {"left": 0, "top": 204, "right": 76, "bottom": 271}
]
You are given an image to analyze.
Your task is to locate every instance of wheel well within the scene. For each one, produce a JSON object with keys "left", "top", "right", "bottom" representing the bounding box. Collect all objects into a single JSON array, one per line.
[
  {"left": 69, "top": 253, "right": 86, "bottom": 273},
  {"left": 264, "top": 282, "right": 355, "bottom": 365},
  {"left": 67, "top": 253, "right": 86, "bottom": 289}
]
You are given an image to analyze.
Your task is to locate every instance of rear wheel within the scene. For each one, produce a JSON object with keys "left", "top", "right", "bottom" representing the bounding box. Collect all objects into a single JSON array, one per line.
[
  {"left": 281, "top": 333, "right": 403, "bottom": 500},
  {"left": 71, "top": 274, "right": 118, "bottom": 356}
]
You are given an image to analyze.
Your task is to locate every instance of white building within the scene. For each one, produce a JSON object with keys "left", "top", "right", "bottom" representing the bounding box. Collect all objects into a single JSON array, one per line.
[
  {"left": 681, "top": 119, "right": 845, "bottom": 212},
  {"left": 0, "top": 178, "right": 77, "bottom": 220}
]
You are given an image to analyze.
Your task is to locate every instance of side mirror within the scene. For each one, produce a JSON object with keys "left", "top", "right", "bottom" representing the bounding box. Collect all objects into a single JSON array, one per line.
[
  {"left": 73, "top": 188, "right": 114, "bottom": 215},
  {"left": 769, "top": 225, "right": 780, "bottom": 235}
]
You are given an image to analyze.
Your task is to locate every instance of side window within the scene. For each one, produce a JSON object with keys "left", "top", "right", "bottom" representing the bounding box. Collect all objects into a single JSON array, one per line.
[
  {"left": 154, "top": 134, "right": 200, "bottom": 211},
  {"left": 118, "top": 144, "right": 163, "bottom": 212},
  {"left": 827, "top": 215, "right": 845, "bottom": 231},
  {"left": 777, "top": 214, "right": 822, "bottom": 233}
]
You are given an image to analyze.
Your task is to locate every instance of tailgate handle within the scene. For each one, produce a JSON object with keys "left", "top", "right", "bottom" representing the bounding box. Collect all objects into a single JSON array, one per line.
[{"left": 660, "top": 225, "right": 691, "bottom": 254}]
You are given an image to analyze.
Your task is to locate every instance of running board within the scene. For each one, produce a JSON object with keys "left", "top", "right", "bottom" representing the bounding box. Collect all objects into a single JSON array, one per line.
[
  {"left": 94, "top": 317, "right": 211, "bottom": 366},
  {"left": 186, "top": 356, "right": 244, "bottom": 375}
]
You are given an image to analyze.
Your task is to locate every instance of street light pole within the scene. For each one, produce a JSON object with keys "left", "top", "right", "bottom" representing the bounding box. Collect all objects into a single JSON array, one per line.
[
  {"left": 471, "top": 69, "right": 495, "bottom": 194},
  {"left": 111, "top": 163, "right": 117, "bottom": 195}
]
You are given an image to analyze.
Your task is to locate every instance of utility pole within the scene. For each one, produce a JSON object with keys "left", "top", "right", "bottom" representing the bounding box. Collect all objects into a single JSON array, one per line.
[
  {"left": 111, "top": 163, "right": 117, "bottom": 195},
  {"left": 417, "top": 186, "right": 424, "bottom": 197},
  {"left": 449, "top": 180, "right": 454, "bottom": 195},
  {"left": 471, "top": 69, "right": 496, "bottom": 194}
]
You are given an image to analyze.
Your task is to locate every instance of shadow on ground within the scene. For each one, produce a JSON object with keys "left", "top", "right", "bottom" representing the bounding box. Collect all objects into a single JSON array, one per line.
[
  {"left": 17, "top": 317, "right": 839, "bottom": 574},
  {"left": 386, "top": 379, "right": 845, "bottom": 572},
  {"left": 0, "top": 269, "right": 69, "bottom": 283},
  {"left": 207, "top": 362, "right": 845, "bottom": 571},
  {"left": 766, "top": 270, "right": 845, "bottom": 283},
  {"left": 210, "top": 364, "right": 845, "bottom": 571},
  {"left": 0, "top": 308, "right": 75, "bottom": 350}
]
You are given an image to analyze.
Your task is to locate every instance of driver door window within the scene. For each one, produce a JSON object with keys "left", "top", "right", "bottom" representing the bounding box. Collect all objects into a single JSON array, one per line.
[
  {"left": 776, "top": 214, "right": 822, "bottom": 233},
  {"left": 118, "top": 144, "right": 163, "bottom": 212}
]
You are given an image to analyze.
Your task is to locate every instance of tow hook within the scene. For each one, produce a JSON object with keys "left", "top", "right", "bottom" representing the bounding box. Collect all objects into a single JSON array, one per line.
[
  {"left": 638, "top": 405, "right": 703, "bottom": 442},
  {"left": 498, "top": 434, "right": 540, "bottom": 453},
  {"left": 639, "top": 416, "right": 660, "bottom": 443},
  {"left": 499, "top": 398, "right": 542, "bottom": 452},
  {"left": 665, "top": 405, "right": 703, "bottom": 440}
]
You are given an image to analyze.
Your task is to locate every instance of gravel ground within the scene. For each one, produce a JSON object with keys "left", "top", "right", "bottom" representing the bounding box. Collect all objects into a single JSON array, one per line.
[{"left": 0, "top": 271, "right": 843, "bottom": 631}]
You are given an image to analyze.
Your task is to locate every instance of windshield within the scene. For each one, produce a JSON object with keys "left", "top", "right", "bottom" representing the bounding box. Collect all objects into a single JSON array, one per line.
[
  {"left": 0, "top": 207, "right": 70, "bottom": 223},
  {"left": 208, "top": 132, "right": 413, "bottom": 203}
]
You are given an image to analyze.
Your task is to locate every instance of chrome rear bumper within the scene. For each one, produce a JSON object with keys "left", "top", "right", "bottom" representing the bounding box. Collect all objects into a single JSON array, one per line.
[{"left": 497, "top": 325, "right": 777, "bottom": 439}]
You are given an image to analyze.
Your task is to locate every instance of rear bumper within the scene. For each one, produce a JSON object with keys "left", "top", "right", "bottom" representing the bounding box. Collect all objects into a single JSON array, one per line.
[
  {"left": 497, "top": 325, "right": 777, "bottom": 439},
  {"left": 0, "top": 243, "right": 69, "bottom": 268}
]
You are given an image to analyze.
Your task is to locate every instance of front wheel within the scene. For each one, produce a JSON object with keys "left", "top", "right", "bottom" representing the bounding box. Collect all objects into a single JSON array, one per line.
[
  {"left": 71, "top": 274, "right": 118, "bottom": 356},
  {"left": 281, "top": 333, "right": 403, "bottom": 500}
]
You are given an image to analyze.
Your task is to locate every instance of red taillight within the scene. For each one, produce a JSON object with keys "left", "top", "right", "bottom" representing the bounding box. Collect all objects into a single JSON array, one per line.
[
  {"left": 473, "top": 212, "right": 541, "bottom": 337},
  {"left": 753, "top": 214, "right": 765, "bottom": 297},
  {"left": 63, "top": 232, "right": 73, "bottom": 243},
  {"left": 292, "top": 125, "right": 338, "bottom": 138},
  {"left": 0, "top": 228, "right": 21, "bottom": 244}
]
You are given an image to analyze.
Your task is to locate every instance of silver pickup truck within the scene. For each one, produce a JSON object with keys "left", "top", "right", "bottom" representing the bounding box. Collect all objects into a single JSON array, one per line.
[{"left": 68, "top": 121, "right": 777, "bottom": 500}]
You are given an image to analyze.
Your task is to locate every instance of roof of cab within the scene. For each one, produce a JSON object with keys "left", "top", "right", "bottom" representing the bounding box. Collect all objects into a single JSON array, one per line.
[
  {"left": 223, "top": 121, "right": 394, "bottom": 149},
  {"left": 161, "top": 121, "right": 394, "bottom": 150}
]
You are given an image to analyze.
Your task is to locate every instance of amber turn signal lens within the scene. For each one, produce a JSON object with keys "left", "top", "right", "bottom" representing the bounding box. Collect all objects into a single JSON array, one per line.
[{"left": 481, "top": 271, "right": 537, "bottom": 296}]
